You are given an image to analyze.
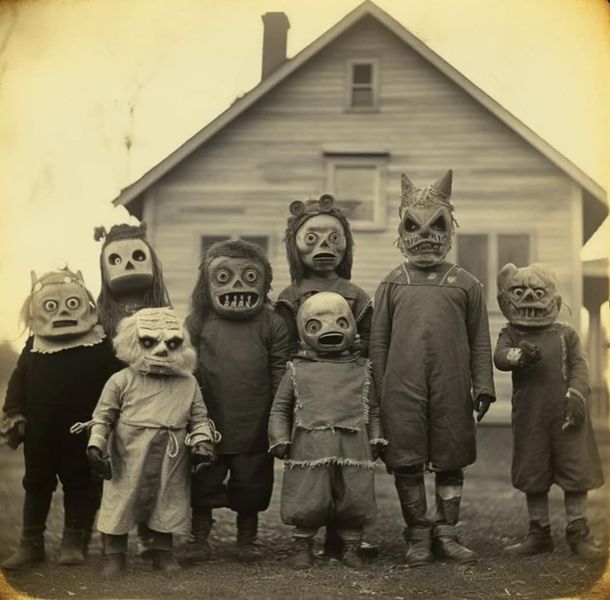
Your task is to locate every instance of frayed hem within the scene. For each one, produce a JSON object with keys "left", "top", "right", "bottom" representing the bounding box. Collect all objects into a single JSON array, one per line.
[{"left": 284, "top": 457, "right": 375, "bottom": 470}]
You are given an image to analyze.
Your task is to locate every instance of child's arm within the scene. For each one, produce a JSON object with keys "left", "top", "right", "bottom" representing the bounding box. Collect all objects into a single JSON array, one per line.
[
  {"left": 187, "top": 384, "right": 219, "bottom": 471},
  {"left": 274, "top": 301, "right": 299, "bottom": 358},
  {"left": 364, "top": 368, "right": 388, "bottom": 459},
  {"left": 562, "top": 327, "right": 591, "bottom": 431},
  {"left": 268, "top": 367, "right": 295, "bottom": 459},
  {"left": 493, "top": 327, "right": 541, "bottom": 371},
  {"left": 369, "top": 283, "right": 393, "bottom": 403},
  {"left": 268, "top": 315, "right": 291, "bottom": 397},
  {"left": 0, "top": 338, "right": 32, "bottom": 449}
]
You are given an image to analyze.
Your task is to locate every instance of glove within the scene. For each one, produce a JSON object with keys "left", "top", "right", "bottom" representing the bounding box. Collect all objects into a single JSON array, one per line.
[
  {"left": 370, "top": 442, "right": 386, "bottom": 461},
  {"left": 192, "top": 442, "right": 216, "bottom": 475},
  {"left": 6, "top": 420, "right": 26, "bottom": 450},
  {"left": 270, "top": 443, "right": 289, "bottom": 460},
  {"left": 518, "top": 340, "right": 542, "bottom": 367},
  {"left": 562, "top": 390, "right": 586, "bottom": 431},
  {"left": 87, "top": 447, "right": 112, "bottom": 480},
  {"left": 474, "top": 394, "right": 494, "bottom": 422}
]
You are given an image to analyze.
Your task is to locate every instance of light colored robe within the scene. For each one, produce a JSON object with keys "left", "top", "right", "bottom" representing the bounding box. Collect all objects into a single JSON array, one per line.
[{"left": 89, "top": 367, "right": 213, "bottom": 535}]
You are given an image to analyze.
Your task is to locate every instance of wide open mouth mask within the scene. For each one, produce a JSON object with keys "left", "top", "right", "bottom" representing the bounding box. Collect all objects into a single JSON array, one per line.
[
  {"left": 397, "top": 170, "right": 456, "bottom": 268},
  {"left": 102, "top": 238, "right": 154, "bottom": 293},
  {"left": 497, "top": 262, "right": 561, "bottom": 328},
  {"left": 208, "top": 256, "right": 266, "bottom": 319},
  {"left": 28, "top": 269, "right": 98, "bottom": 339},
  {"left": 113, "top": 307, "right": 196, "bottom": 375},
  {"left": 297, "top": 291, "right": 356, "bottom": 354}
]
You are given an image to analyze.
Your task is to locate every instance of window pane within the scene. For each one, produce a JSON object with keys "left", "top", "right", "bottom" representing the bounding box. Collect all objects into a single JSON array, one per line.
[
  {"left": 333, "top": 166, "right": 376, "bottom": 221},
  {"left": 351, "top": 87, "right": 373, "bottom": 107},
  {"left": 201, "top": 235, "right": 230, "bottom": 256},
  {"left": 498, "top": 234, "right": 530, "bottom": 268},
  {"left": 457, "top": 234, "right": 488, "bottom": 289},
  {"left": 352, "top": 63, "right": 372, "bottom": 84},
  {"left": 241, "top": 235, "right": 269, "bottom": 254}
]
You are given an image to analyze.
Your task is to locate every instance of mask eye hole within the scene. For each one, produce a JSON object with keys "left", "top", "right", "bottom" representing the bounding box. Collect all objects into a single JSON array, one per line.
[
  {"left": 43, "top": 299, "right": 58, "bottom": 312},
  {"left": 404, "top": 218, "right": 419, "bottom": 233},
  {"left": 139, "top": 336, "right": 156, "bottom": 349},
  {"left": 512, "top": 287, "right": 525, "bottom": 298},
  {"left": 430, "top": 216, "right": 446, "bottom": 231},
  {"left": 108, "top": 253, "right": 122, "bottom": 266},
  {"left": 534, "top": 288, "right": 546, "bottom": 299},
  {"left": 166, "top": 337, "right": 183, "bottom": 350},
  {"left": 305, "top": 319, "right": 322, "bottom": 334},
  {"left": 337, "top": 317, "right": 349, "bottom": 329},
  {"left": 66, "top": 297, "right": 80, "bottom": 310},
  {"left": 132, "top": 249, "right": 147, "bottom": 262},
  {"left": 216, "top": 269, "right": 231, "bottom": 284},
  {"left": 244, "top": 269, "right": 258, "bottom": 284},
  {"left": 305, "top": 232, "right": 318, "bottom": 245},
  {"left": 329, "top": 232, "right": 339, "bottom": 243}
]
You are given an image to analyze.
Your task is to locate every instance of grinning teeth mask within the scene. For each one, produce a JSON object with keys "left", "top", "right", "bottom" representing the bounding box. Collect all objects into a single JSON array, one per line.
[
  {"left": 297, "top": 291, "right": 356, "bottom": 355},
  {"left": 113, "top": 307, "right": 196, "bottom": 376},
  {"left": 25, "top": 269, "right": 98, "bottom": 340},
  {"left": 497, "top": 262, "right": 561, "bottom": 328},
  {"left": 397, "top": 170, "right": 457, "bottom": 269},
  {"left": 284, "top": 194, "right": 354, "bottom": 283}
]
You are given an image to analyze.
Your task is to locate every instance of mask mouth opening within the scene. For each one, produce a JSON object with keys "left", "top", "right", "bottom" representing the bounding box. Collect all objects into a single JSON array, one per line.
[
  {"left": 52, "top": 319, "right": 78, "bottom": 328},
  {"left": 318, "top": 331, "right": 345, "bottom": 346},
  {"left": 410, "top": 241, "right": 442, "bottom": 253},
  {"left": 217, "top": 292, "right": 259, "bottom": 309},
  {"left": 312, "top": 252, "right": 337, "bottom": 264},
  {"left": 512, "top": 305, "right": 549, "bottom": 319}
]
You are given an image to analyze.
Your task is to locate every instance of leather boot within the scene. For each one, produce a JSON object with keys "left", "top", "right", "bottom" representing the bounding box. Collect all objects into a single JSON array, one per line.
[
  {"left": 236, "top": 513, "right": 262, "bottom": 562},
  {"left": 59, "top": 529, "right": 85, "bottom": 565},
  {"left": 1, "top": 536, "right": 45, "bottom": 571},
  {"left": 505, "top": 521, "right": 553, "bottom": 555},
  {"left": 432, "top": 487, "right": 477, "bottom": 564},
  {"left": 566, "top": 518, "right": 605, "bottom": 559},
  {"left": 59, "top": 490, "right": 86, "bottom": 565},
  {"left": 151, "top": 550, "right": 181, "bottom": 574},
  {"left": 186, "top": 509, "right": 213, "bottom": 562},
  {"left": 341, "top": 540, "right": 364, "bottom": 569},
  {"left": 394, "top": 473, "right": 433, "bottom": 567},
  {"left": 290, "top": 537, "right": 314, "bottom": 569},
  {"left": 102, "top": 553, "right": 126, "bottom": 577}
]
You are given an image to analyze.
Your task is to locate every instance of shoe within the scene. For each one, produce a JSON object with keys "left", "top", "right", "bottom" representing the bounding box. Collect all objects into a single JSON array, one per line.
[
  {"left": 505, "top": 521, "right": 553, "bottom": 556},
  {"left": 432, "top": 527, "right": 477, "bottom": 565},
  {"left": 1, "top": 536, "right": 45, "bottom": 571},
  {"left": 236, "top": 513, "right": 262, "bottom": 562},
  {"left": 151, "top": 550, "right": 181, "bottom": 574},
  {"left": 59, "top": 528, "right": 85, "bottom": 565},
  {"left": 102, "top": 553, "right": 126, "bottom": 577},
  {"left": 186, "top": 510, "right": 213, "bottom": 562},
  {"left": 342, "top": 541, "right": 364, "bottom": 568},
  {"left": 566, "top": 519, "right": 606, "bottom": 560},
  {"left": 403, "top": 526, "right": 433, "bottom": 567},
  {"left": 290, "top": 537, "right": 314, "bottom": 569}
]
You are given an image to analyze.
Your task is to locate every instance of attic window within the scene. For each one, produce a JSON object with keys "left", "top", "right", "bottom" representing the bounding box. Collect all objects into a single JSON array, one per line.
[{"left": 347, "top": 60, "right": 378, "bottom": 110}]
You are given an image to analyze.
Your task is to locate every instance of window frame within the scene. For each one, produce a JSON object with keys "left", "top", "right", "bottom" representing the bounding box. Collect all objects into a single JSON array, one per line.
[
  {"left": 325, "top": 156, "right": 386, "bottom": 230},
  {"left": 452, "top": 229, "right": 536, "bottom": 308},
  {"left": 345, "top": 59, "right": 379, "bottom": 112}
]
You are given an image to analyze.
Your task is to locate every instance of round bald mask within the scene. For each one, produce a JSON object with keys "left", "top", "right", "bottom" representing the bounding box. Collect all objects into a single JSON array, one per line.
[
  {"left": 295, "top": 214, "right": 346, "bottom": 276},
  {"left": 102, "top": 238, "right": 154, "bottom": 293}
]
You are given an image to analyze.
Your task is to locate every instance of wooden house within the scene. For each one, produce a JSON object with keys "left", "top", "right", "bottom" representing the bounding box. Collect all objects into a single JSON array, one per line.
[{"left": 113, "top": 1, "right": 608, "bottom": 424}]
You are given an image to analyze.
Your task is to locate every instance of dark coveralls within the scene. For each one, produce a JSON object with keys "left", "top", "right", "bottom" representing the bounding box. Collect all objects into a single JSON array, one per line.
[
  {"left": 2, "top": 336, "right": 120, "bottom": 537},
  {"left": 494, "top": 323, "right": 603, "bottom": 494},
  {"left": 191, "top": 307, "right": 289, "bottom": 515}
]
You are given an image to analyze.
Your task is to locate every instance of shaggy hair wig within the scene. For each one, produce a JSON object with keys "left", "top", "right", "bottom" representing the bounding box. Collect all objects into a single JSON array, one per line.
[
  {"left": 94, "top": 222, "right": 171, "bottom": 337},
  {"left": 185, "top": 239, "right": 273, "bottom": 347},
  {"left": 283, "top": 195, "right": 354, "bottom": 283}
]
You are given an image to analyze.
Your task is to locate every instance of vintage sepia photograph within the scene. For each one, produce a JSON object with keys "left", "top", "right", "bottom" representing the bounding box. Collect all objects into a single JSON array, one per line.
[{"left": 0, "top": 0, "right": 608, "bottom": 598}]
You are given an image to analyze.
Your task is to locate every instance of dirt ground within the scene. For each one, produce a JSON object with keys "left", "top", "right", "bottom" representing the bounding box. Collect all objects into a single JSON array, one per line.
[{"left": 1, "top": 426, "right": 609, "bottom": 600}]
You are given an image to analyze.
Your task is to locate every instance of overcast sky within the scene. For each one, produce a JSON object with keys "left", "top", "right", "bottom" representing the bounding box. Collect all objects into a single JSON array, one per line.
[{"left": 0, "top": 0, "right": 608, "bottom": 344}]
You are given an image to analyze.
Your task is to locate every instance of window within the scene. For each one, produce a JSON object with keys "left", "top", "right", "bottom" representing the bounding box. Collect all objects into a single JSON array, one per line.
[
  {"left": 326, "top": 158, "right": 385, "bottom": 229},
  {"left": 201, "top": 234, "right": 270, "bottom": 257},
  {"left": 347, "top": 60, "right": 378, "bottom": 110},
  {"left": 456, "top": 232, "right": 532, "bottom": 304}
]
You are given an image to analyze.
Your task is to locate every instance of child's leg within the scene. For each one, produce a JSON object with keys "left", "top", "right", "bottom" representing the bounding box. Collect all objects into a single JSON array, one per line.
[
  {"left": 102, "top": 533, "right": 128, "bottom": 576},
  {"left": 564, "top": 491, "right": 604, "bottom": 558},
  {"left": 59, "top": 488, "right": 88, "bottom": 565},
  {"left": 432, "top": 469, "right": 477, "bottom": 564},
  {"left": 291, "top": 527, "right": 318, "bottom": 569},
  {"left": 149, "top": 530, "right": 180, "bottom": 573},
  {"left": 505, "top": 492, "right": 553, "bottom": 555}
]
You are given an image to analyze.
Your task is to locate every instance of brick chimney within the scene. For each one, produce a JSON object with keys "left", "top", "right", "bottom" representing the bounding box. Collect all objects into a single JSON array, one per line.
[{"left": 261, "top": 12, "right": 290, "bottom": 79}]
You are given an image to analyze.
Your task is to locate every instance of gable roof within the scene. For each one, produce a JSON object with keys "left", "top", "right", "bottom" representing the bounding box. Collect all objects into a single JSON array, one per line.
[{"left": 113, "top": 0, "right": 606, "bottom": 208}]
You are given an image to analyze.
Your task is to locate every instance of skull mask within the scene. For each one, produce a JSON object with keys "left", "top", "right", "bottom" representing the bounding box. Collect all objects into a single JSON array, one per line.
[
  {"left": 208, "top": 255, "right": 266, "bottom": 319},
  {"left": 102, "top": 238, "right": 154, "bottom": 294},
  {"left": 27, "top": 269, "right": 98, "bottom": 340},
  {"left": 113, "top": 307, "right": 196, "bottom": 375},
  {"left": 297, "top": 292, "right": 356, "bottom": 355},
  {"left": 497, "top": 263, "right": 561, "bottom": 328},
  {"left": 397, "top": 171, "right": 456, "bottom": 269}
]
